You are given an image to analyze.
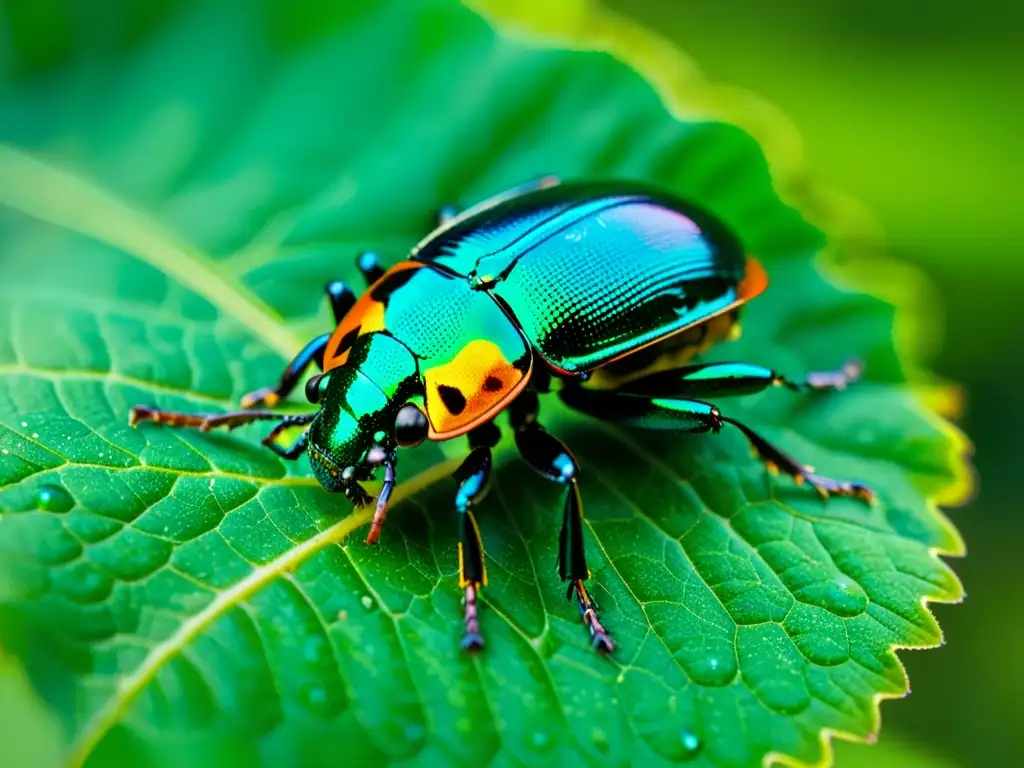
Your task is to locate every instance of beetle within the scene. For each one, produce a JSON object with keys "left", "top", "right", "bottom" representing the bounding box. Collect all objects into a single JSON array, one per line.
[{"left": 130, "top": 177, "right": 873, "bottom": 653}]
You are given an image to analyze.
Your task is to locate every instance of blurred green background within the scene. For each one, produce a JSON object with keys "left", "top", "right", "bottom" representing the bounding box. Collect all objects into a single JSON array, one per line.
[
  {"left": 2, "top": 0, "right": 1019, "bottom": 765},
  {"left": 606, "top": 0, "right": 1022, "bottom": 765}
]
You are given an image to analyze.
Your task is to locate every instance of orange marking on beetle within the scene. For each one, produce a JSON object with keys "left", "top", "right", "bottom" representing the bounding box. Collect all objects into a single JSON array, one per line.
[
  {"left": 322, "top": 262, "right": 423, "bottom": 371},
  {"left": 425, "top": 339, "right": 532, "bottom": 439},
  {"left": 737, "top": 256, "right": 769, "bottom": 302}
]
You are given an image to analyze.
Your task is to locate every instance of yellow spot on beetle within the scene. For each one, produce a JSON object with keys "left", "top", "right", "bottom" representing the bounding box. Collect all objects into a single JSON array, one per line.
[{"left": 424, "top": 339, "right": 530, "bottom": 438}]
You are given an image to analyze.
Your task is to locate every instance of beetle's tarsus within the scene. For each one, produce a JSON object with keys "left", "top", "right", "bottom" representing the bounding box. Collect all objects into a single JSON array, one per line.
[
  {"left": 797, "top": 357, "right": 865, "bottom": 392},
  {"left": 572, "top": 580, "right": 615, "bottom": 654},
  {"left": 129, "top": 404, "right": 279, "bottom": 431},
  {"left": 241, "top": 387, "right": 280, "bottom": 409},
  {"left": 804, "top": 473, "right": 876, "bottom": 505},
  {"left": 461, "top": 584, "right": 485, "bottom": 652}
]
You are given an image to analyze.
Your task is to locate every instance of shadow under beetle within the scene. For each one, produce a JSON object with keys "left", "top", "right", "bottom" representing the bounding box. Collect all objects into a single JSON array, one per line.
[{"left": 131, "top": 177, "right": 873, "bottom": 653}]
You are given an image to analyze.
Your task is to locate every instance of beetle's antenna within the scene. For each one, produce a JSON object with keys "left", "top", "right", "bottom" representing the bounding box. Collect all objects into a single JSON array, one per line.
[{"left": 365, "top": 454, "right": 397, "bottom": 545}]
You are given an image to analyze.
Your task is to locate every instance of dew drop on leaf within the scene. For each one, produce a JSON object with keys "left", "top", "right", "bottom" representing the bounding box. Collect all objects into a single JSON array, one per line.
[
  {"left": 303, "top": 636, "right": 325, "bottom": 662},
  {"left": 35, "top": 484, "right": 73, "bottom": 513},
  {"left": 686, "top": 653, "right": 736, "bottom": 686},
  {"left": 301, "top": 683, "right": 329, "bottom": 713},
  {"left": 591, "top": 727, "right": 610, "bottom": 753},
  {"left": 679, "top": 729, "right": 702, "bottom": 759},
  {"left": 360, "top": 595, "right": 375, "bottom": 610},
  {"left": 531, "top": 730, "right": 551, "bottom": 749},
  {"left": 403, "top": 723, "right": 426, "bottom": 742}
]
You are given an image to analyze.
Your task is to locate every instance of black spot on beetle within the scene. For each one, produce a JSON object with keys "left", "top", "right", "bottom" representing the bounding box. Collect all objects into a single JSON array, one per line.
[
  {"left": 370, "top": 268, "right": 417, "bottom": 302},
  {"left": 483, "top": 376, "right": 503, "bottom": 392},
  {"left": 337, "top": 326, "right": 361, "bottom": 353},
  {"left": 437, "top": 384, "right": 467, "bottom": 415}
]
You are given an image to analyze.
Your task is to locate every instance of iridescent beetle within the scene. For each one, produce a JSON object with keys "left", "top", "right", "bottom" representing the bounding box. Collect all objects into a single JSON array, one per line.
[{"left": 131, "top": 178, "right": 873, "bottom": 652}]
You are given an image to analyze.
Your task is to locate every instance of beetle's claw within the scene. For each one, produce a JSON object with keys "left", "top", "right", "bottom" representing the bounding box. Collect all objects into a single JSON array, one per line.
[
  {"left": 129, "top": 405, "right": 154, "bottom": 427},
  {"left": 804, "top": 473, "right": 876, "bottom": 505},
  {"left": 241, "top": 387, "right": 279, "bottom": 410}
]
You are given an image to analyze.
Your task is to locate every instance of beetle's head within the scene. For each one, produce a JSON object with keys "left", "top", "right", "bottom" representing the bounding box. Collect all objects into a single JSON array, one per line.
[{"left": 303, "top": 333, "right": 426, "bottom": 503}]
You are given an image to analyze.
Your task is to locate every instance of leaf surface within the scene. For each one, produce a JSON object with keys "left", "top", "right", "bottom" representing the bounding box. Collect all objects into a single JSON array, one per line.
[{"left": 0, "top": 1, "right": 966, "bottom": 766}]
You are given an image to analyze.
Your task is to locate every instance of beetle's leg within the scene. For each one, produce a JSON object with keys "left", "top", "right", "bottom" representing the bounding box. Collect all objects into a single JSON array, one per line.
[
  {"left": 435, "top": 175, "right": 561, "bottom": 228},
  {"left": 260, "top": 414, "right": 316, "bottom": 460},
  {"left": 364, "top": 446, "right": 398, "bottom": 545},
  {"left": 130, "top": 405, "right": 281, "bottom": 432},
  {"left": 240, "top": 333, "right": 330, "bottom": 409},
  {"left": 510, "top": 390, "right": 615, "bottom": 653},
  {"left": 616, "top": 359, "right": 863, "bottom": 399},
  {"left": 453, "top": 441, "right": 493, "bottom": 652},
  {"left": 561, "top": 387, "right": 875, "bottom": 504},
  {"left": 436, "top": 204, "right": 459, "bottom": 227},
  {"left": 325, "top": 280, "right": 358, "bottom": 324},
  {"left": 355, "top": 251, "right": 385, "bottom": 286}
]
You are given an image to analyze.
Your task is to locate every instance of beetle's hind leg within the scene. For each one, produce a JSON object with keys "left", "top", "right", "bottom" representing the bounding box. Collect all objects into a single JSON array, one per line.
[
  {"left": 510, "top": 390, "right": 615, "bottom": 653},
  {"left": 561, "top": 375, "right": 874, "bottom": 504}
]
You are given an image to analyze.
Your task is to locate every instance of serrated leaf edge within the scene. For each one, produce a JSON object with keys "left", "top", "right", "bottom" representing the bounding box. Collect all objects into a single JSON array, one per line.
[
  {"left": 0, "top": 5, "right": 972, "bottom": 765},
  {"left": 466, "top": 1, "right": 972, "bottom": 766}
]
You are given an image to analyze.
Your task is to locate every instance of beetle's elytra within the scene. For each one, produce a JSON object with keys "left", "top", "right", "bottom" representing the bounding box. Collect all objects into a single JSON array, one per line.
[{"left": 131, "top": 178, "right": 873, "bottom": 653}]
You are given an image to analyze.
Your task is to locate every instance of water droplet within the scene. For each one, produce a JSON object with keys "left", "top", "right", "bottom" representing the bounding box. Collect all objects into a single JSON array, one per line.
[
  {"left": 35, "top": 484, "right": 73, "bottom": 513},
  {"left": 679, "top": 729, "right": 702, "bottom": 759},
  {"left": 591, "top": 727, "right": 610, "bottom": 753},
  {"left": 31, "top": 433, "right": 38, "bottom": 439},
  {"left": 685, "top": 650, "right": 737, "bottom": 686},
  {"left": 20, "top": 422, "right": 27, "bottom": 428},
  {"left": 360, "top": 595, "right": 374, "bottom": 610},
  {"left": 337, "top": 609, "right": 348, "bottom": 621},
  {"left": 303, "top": 636, "right": 325, "bottom": 662},
  {"left": 304, "top": 685, "right": 327, "bottom": 705},
  {"left": 1, "top": 449, "right": 8, "bottom": 455},
  {"left": 531, "top": 731, "right": 550, "bottom": 748},
  {"left": 403, "top": 723, "right": 426, "bottom": 742}
]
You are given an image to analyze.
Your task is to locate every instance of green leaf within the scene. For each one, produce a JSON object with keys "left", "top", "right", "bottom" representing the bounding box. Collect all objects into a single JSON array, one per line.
[{"left": 0, "top": 1, "right": 968, "bottom": 766}]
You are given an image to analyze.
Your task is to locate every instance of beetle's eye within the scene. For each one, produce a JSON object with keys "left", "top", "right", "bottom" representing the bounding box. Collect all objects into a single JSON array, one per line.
[
  {"left": 305, "top": 373, "right": 329, "bottom": 404},
  {"left": 394, "top": 404, "right": 429, "bottom": 447}
]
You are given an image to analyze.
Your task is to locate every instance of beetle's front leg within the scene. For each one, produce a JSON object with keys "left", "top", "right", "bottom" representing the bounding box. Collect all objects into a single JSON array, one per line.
[
  {"left": 260, "top": 414, "right": 317, "bottom": 459},
  {"left": 130, "top": 406, "right": 281, "bottom": 432},
  {"left": 510, "top": 390, "right": 615, "bottom": 653},
  {"left": 363, "top": 446, "right": 397, "bottom": 545},
  {"left": 240, "top": 333, "right": 332, "bottom": 409}
]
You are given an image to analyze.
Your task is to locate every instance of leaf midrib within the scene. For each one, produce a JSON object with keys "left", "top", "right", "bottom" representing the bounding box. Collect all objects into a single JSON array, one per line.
[
  {"left": 0, "top": 145, "right": 302, "bottom": 361},
  {"left": 63, "top": 457, "right": 460, "bottom": 767},
  {"left": 0, "top": 145, "right": 463, "bottom": 764}
]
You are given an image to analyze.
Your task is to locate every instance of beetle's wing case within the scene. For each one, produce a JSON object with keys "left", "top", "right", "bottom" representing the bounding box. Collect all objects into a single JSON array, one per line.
[
  {"left": 415, "top": 182, "right": 766, "bottom": 375},
  {"left": 412, "top": 182, "right": 643, "bottom": 278},
  {"left": 323, "top": 263, "right": 532, "bottom": 439}
]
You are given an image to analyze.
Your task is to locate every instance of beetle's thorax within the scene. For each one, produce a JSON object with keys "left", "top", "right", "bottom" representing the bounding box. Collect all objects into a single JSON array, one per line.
[{"left": 307, "top": 333, "right": 419, "bottom": 491}]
